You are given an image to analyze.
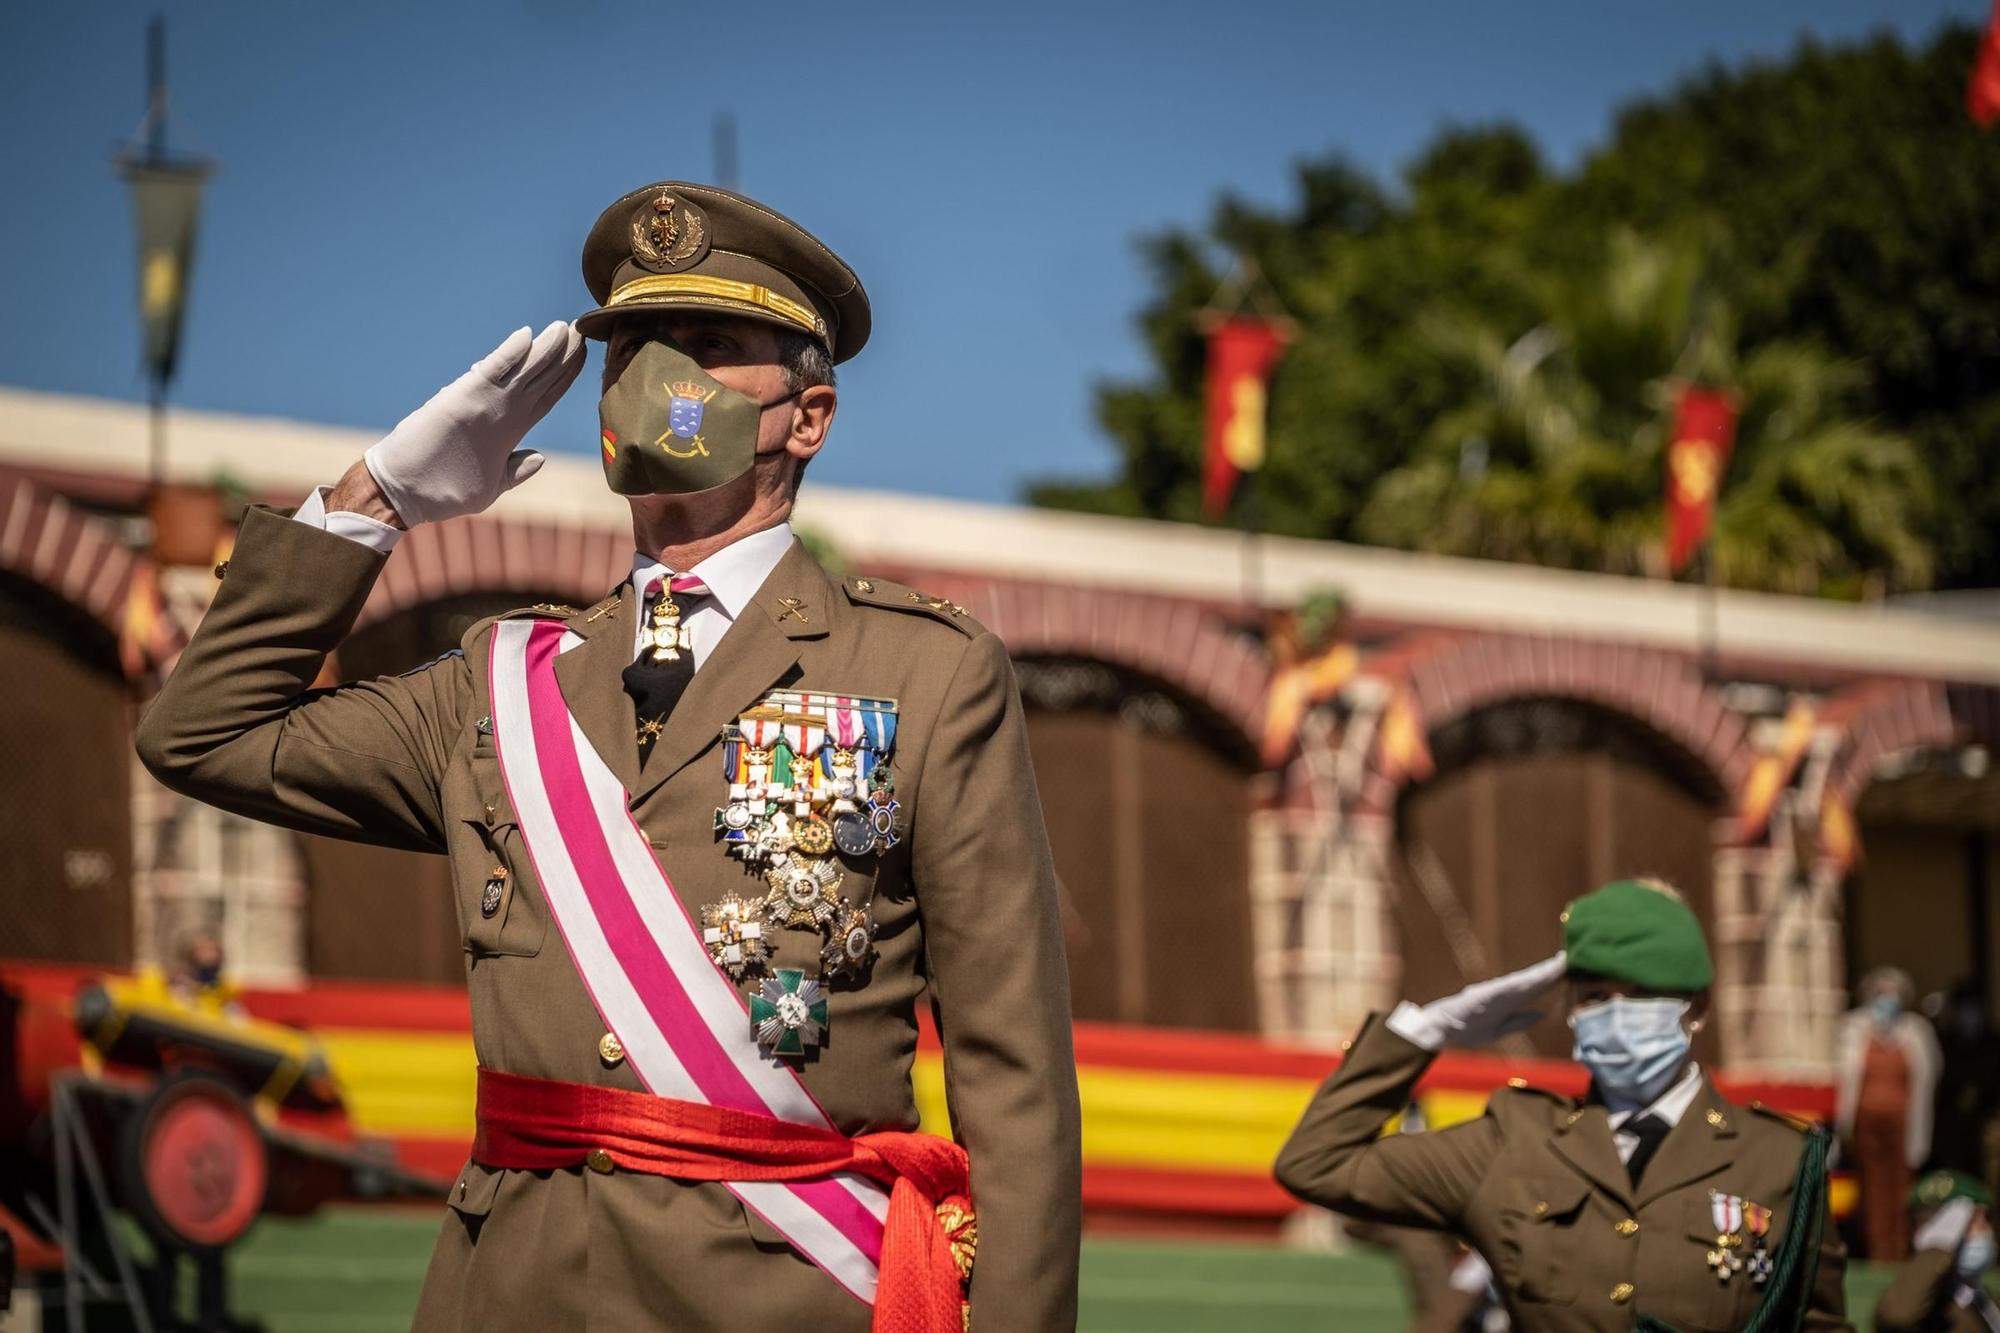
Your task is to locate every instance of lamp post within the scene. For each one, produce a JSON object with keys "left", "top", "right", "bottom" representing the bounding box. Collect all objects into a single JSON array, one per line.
[{"left": 116, "top": 15, "right": 216, "bottom": 564}]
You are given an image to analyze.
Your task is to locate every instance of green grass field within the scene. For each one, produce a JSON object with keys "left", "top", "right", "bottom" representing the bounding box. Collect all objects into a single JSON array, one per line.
[{"left": 178, "top": 1206, "right": 1900, "bottom": 1332}]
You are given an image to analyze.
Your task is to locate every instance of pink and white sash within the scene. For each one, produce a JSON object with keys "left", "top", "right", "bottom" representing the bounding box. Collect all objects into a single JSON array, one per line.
[{"left": 486, "top": 618, "right": 889, "bottom": 1303}]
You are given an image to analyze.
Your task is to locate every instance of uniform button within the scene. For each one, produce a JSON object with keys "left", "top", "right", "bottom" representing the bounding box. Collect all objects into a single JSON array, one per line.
[
  {"left": 598, "top": 1031, "right": 625, "bottom": 1066},
  {"left": 1615, "top": 1218, "right": 1639, "bottom": 1237},
  {"left": 1532, "top": 1200, "right": 1550, "bottom": 1217},
  {"left": 585, "top": 1148, "right": 615, "bottom": 1174},
  {"left": 1610, "top": 1283, "right": 1635, "bottom": 1304},
  {"left": 212, "top": 559, "right": 230, "bottom": 580},
  {"left": 1507, "top": 1077, "right": 1528, "bottom": 1088},
  {"left": 456, "top": 1179, "right": 467, "bottom": 1198}
]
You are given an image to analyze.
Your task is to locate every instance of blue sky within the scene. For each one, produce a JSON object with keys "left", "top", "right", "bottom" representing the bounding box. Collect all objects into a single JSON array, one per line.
[{"left": 0, "top": 1, "right": 1978, "bottom": 505}]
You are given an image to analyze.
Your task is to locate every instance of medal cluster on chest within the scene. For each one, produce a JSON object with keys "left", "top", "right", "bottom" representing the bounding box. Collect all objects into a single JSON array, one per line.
[
  {"left": 1706, "top": 1190, "right": 1774, "bottom": 1288},
  {"left": 703, "top": 692, "right": 901, "bottom": 1059}
]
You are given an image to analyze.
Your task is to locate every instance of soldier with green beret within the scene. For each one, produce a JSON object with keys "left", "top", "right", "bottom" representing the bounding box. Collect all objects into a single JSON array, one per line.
[
  {"left": 138, "top": 182, "right": 1082, "bottom": 1330},
  {"left": 1274, "top": 877, "right": 1851, "bottom": 1330},
  {"left": 1874, "top": 1170, "right": 1999, "bottom": 1331}
]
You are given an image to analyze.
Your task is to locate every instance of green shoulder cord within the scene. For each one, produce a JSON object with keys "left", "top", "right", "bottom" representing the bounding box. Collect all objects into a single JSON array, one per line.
[{"left": 1634, "top": 1126, "right": 1830, "bottom": 1333}]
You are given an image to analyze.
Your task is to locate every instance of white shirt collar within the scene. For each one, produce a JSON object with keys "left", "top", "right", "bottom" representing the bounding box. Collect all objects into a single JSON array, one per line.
[
  {"left": 1607, "top": 1062, "right": 1705, "bottom": 1131},
  {"left": 629, "top": 521, "right": 794, "bottom": 621}
]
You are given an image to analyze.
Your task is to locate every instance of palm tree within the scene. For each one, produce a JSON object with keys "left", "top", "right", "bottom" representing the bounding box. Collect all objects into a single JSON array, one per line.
[{"left": 1355, "top": 231, "right": 1933, "bottom": 597}]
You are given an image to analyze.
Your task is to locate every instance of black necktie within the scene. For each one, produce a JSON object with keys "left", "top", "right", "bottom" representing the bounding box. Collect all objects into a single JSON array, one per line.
[
  {"left": 1624, "top": 1113, "right": 1671, "bottom": 1185},
  {"left": 622, "top": 574, "right": 710, "bottom": 762}
]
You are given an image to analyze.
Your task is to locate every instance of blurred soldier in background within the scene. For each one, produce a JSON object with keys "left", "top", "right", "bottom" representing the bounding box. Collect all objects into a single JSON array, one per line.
[
  {"left": 1838, "top": 966, "right": 1943, "bottom": 1261},
  {"left": 1872, "top": 1170, "right": 1998, "bottom": 1332},
  {"left": 1274, "top": 878, "right": 1849, "bottom": 1331},
  {"left": 1929, "top": 980, "right": 2000, "bottom": 1196}
]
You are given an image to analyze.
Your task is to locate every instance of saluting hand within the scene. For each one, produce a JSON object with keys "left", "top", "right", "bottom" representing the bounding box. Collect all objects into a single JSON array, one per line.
[
  {"left": 362, "top": 322, "right": 586, "bottom": 528},
  {"left": 1391, "top": 952, "right": 1567, "bottom": 1050},
  {"left": 1912, "top": 1197, "right": 1978, "bottom": 1255}
]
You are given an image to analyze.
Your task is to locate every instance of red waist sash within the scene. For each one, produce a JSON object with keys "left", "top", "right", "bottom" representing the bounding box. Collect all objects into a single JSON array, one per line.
[{"left": 473, "top": 1068, "right": 975, "bottom": 1333}]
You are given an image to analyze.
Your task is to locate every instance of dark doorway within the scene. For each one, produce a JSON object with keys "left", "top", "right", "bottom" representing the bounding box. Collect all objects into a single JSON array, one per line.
[
  {"left": 0, "top": 574, "right": 134, "bottom": 965},
  {"left": 1018, "top": 657, "right": 1258, "bottom": 1032}
]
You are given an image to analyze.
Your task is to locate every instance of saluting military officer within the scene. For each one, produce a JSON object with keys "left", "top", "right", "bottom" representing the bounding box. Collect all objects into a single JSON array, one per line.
[
  {"left": 1274, "top": 878, "right": 1850, "bottom": 1331},
  {"left": 1873, "top": 1170, "right": 1999, "bottom": 1332},
  {"left": 137, "top": 182, "right": 1082, "bottom": 1332}
]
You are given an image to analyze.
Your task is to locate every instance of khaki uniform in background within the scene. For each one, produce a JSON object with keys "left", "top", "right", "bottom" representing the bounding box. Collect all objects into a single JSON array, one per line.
[
  {"left": 1872, "top": 1247, "right": 2000, "bottom": 1332},
  {"left": 1275, "top": 1015, "right": 1850, "bottom": 1332},
  {"left": 136, "top": 506, "right": 1083, "bottom": 1331}
]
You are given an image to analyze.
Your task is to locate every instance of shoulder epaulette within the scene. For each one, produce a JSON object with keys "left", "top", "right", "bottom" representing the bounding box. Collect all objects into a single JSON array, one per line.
[
  {"left": 1748, "top": 1102, "right": 1820, "bottom": 1135},
  {"left": 1491, "top": 1078, "right": 1572, "bottom": 1108},
  {"left": 500, "top": 601, "right": 580, "bottom": 621},
  {"left": 840, "top": 576, "right": 983, "bottom": 637}
]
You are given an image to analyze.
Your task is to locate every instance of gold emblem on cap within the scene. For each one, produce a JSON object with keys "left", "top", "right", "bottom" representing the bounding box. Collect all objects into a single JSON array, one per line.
[{"left": 631, "top": 191, "right": 708, "bottom": 272}]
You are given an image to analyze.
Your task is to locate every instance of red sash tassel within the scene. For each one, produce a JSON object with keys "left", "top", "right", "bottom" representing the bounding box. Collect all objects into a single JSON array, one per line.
[{"left": 473, "top": 1068, "right": 973, "bottom": 1333}]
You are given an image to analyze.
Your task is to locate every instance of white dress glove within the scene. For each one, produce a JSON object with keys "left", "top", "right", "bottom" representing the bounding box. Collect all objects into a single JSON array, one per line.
[
  {"left": 363, "top": 322, "right": 585, "bottom": 527},
  {"left": 1387, "top": 953, "right": 1568, "bottom": 1051},
  {"left": 1913, "top": 1197, "right": 1978, "bottom": 1254}
]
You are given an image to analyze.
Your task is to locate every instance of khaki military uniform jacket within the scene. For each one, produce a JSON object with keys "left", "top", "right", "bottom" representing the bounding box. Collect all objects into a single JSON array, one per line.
[
  {"left": 1874, "top": 1248, "right": 2000, "bottom": 1332},
  {"left": 1272, "top": 1016, "right": 1850, "bottom": 1332},
  {"left": 136, "top": 507, "right": 1083, "bottom": 1332}
]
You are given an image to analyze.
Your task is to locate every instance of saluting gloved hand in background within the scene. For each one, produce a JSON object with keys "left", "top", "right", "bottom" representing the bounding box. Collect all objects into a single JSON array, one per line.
[
  {"left": 333, "top": 322, "right": 585, "bottom": 528},
  {"left": 1911, "top": 1196, "right": 1978, "bottom": 1255},
  {"left": 1385, "top": 953, "right": 1568, "bottom": 1051}
]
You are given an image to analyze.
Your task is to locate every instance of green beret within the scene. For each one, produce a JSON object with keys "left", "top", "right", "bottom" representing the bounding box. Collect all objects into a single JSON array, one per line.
[
  {"left": 575, "top": 181, "right": 870, "bottom": 363},
  {"left": 1912, "top": 1169, "right": 1994, "bottom": 1211},
  {"left": 1562, "top": 879, "right": 1713, "bottom": 992}
]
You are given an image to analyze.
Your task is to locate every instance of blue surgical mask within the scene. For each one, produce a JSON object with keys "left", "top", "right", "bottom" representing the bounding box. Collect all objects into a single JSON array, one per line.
[
  {"left": 1958, "top": 1229, "right": 1995, "bottom": 1279},
  {"left": 1870, "top": 994, "right": 1903, "bottom": 1026},
  {"left": 1570, "top": 997, "right": 1692, "bottom": 1110}
]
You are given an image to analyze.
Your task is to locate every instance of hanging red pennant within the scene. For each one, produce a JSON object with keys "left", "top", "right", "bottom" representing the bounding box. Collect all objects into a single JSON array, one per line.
[
  {"left": 1664, "top": 383, "right": 1739, "bottom": 575},
  {"left": 1971, "top": 0, "right": 2000, "bottom": 127},
  {"left": 1200, "top": 318, "right": 1290, "bottom": 520}
]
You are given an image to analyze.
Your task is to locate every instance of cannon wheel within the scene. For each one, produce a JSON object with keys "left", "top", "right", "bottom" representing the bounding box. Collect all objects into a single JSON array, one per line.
[{"left": 118, "top": 1071, "right": 270, "bottom": 1255}]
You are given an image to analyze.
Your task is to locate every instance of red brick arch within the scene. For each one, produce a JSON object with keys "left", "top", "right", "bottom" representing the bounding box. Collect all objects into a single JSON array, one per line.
[
  {"left": 1357, "top": 630, "right": 1751, "bottom": 814},
  {"left": 1819, "top": 678, "right": 1960, "bottom": 810},
  {"left": 866, "top": 569, "right": 1270, "bottom": 748},
  {"left": 0, "top": 469, "right": 159, "bottom": 657}
]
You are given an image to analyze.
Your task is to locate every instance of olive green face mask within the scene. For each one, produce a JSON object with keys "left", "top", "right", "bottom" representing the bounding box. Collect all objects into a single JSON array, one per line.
[{"left": 597, "top": 340, "right": 795, "bottom": 497}]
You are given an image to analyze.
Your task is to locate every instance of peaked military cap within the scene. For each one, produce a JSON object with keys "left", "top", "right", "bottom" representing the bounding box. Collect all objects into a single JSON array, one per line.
[
  {"left": 1561, "top": 877, "right": 1714, "bottom": 993},
  {"left": 576, "top": 181, "right": 870, "bottom": 363}
]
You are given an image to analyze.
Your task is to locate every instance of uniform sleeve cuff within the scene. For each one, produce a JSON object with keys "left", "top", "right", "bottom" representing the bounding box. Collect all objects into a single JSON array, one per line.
[
  {"left": 1385, "top": 1000, "right": 1447, "bottom": 1052},
  {"left": 294, "top": 486, "right": 402, "bottom": 555}
]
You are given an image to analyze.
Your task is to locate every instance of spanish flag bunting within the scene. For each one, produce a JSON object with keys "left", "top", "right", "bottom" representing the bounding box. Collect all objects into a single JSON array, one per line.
[
  {"left": 1258, "top": 642, "right": 1357, "bottom": 769},
  {"left": 1734, "top": 700, "right": 1815, "bottom": 842},
  {"left": 1376, "top": 686, "right": 1434, "bottom": 786},
  {"left": 117, "top": 563, "right": 174, "bottom": 681},
  {"left": 1819, "top": 790, "right": 1861, "bottom": 873}
]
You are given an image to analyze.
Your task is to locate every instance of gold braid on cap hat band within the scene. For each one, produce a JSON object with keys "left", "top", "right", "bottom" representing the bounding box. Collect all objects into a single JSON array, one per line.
[{"left": 605, "top": 274, "right": 828, "bottom": 340}]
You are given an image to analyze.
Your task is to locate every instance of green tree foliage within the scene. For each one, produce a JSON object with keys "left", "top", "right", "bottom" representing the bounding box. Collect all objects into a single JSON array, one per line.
[{"left": 1031, "top": 24, "right": 2000, "bottom": 595}]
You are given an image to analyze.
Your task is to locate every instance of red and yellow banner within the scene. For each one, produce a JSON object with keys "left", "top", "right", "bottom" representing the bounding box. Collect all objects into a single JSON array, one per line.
[
  {"left": 1971, "top": 0, "right": 2000, "bottom": 127},
  {"left": 1664, "top": 383, "right": 1739, "bottom": 575},
  {"left": 2, "top": 965, "right": 1845, "bottom": 1227},
  {"left": 1200, "top": 318, "right": 1289, "bottom": 521}
]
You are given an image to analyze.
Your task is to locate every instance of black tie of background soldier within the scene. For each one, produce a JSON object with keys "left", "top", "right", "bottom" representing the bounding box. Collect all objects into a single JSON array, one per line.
[
  {"left": 623, "top": 577, "right": 708, "bottom": 762},
  {"left": 1624, "top": 1113, "right": 1671, "bottom": 1186}
]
